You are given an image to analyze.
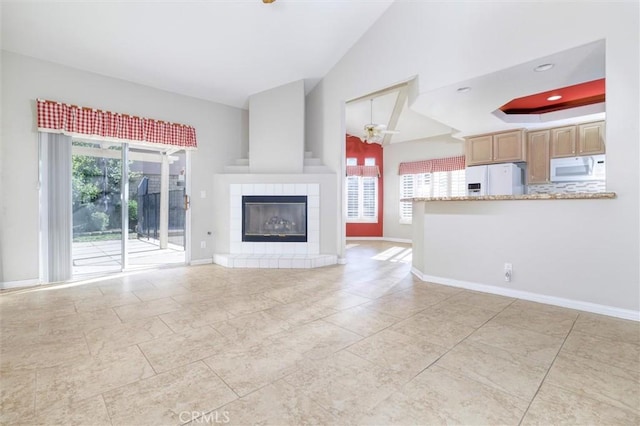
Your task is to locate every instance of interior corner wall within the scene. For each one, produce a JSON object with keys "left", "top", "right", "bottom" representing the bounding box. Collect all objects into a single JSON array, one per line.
[
  {"left": 309, "top": 1, "right": 639, "bottom": 312},
  {"left": 345, "top": 135, "right": 383, "bottom": 237},
  {"left": 305, "top": 83, "right": 324, "bottom": 160},
  {"left": 0, "top": 51, "right": 246, "bottom": 283},
  {"left": 383, "top": 137, "right": 464, "bottom": 241}
]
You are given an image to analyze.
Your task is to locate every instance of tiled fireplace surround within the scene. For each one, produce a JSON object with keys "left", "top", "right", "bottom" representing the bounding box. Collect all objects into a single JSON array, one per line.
[{"left": 213, "top": 183, "right": 338, "bottom": 269}]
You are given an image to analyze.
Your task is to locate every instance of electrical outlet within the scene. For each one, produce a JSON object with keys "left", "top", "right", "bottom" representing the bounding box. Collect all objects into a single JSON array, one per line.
[
  {"left": 504, "top": 263, "right": 512, "bottom": 282},
  {"left": 200, "top": 240, "right": 206, "bottom": 249}
]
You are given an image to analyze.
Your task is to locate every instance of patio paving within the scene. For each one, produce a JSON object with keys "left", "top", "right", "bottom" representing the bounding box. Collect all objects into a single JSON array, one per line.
[{"left": 73, "top": 238, "right": 185, "bottom": 277}]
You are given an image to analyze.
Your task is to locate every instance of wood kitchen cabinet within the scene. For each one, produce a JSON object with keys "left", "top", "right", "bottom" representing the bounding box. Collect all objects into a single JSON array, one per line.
[
  {"left": 550, "top": 121, "right": 605, "bottom": 158},
  {"left": 578, "top": 121, "right": 606, "bottom": 155},
  {"left": 465, "top": 134, "right": 493, "bottom": 165},
  {"left": 527, "top": 130, "right": 551, "bottom": 184},
  {"left": 550, "top": 126, "right": 577, "bottom": 157},
  {"left": 465, "top": 130, "right": 525, "bottom": 166}
]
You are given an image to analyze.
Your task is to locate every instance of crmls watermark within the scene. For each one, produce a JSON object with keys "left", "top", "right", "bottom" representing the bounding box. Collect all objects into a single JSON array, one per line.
[{"left": 179, "top": 410, "right": 230, "bottom": 424}]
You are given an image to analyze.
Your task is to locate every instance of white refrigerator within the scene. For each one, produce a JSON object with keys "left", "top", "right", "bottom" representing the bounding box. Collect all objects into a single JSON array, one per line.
[{"left": 465, "top": 163, "right": 524, "bottom": 196}]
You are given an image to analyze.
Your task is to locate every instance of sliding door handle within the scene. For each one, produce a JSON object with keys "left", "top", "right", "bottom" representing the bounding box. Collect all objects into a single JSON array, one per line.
[{"left": 184, "top": 194, "right": 190, "bottom": 211}]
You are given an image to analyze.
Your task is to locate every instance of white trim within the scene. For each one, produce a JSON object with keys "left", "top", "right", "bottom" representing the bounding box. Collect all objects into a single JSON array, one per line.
[
  {"left": 190, "top": 258, "right": 213, "bottom": 266},
  {"left": 184, "top": 151, "right": 192, "bottom": 266},
  {"left": 411, "top": 268, "right": 640, "bottom": 322},
  {"left": 1, "top": 279, "right": 41, "bottom": 290},
  {"left": 347, "top": 237, "right": 412, "bottom": 244},
  {"left": 121, "top": 143, "right": 129, "bottom": 270},
  {"left": 38, "top": 128, "right": 197, "bottom": 151},
  {"left": 383, "top": 237, "right": 412, "bottom": 244},
  {"left": 346, "top": 218, "right": 378, "bottom": 223}
]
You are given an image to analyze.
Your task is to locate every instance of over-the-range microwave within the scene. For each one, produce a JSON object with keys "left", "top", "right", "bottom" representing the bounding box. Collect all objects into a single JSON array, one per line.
[{"left": 550, "top": 154, "right": 606, "bottom": 182}]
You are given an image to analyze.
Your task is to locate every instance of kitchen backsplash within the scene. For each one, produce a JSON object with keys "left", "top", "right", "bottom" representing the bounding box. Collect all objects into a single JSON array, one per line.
[{"left": 527, "top": 181, "right": 606, "bottom": 194}]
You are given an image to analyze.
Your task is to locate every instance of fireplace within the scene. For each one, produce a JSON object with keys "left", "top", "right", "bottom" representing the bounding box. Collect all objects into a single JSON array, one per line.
[{"left": 242, "top": 195, "right": 307, "bottom": 242}]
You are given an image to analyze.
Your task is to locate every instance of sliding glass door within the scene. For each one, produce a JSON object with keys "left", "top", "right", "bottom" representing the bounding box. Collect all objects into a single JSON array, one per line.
[
  {"left": 127, "top": 148, "right": 186, "bottom": 269},
  {"left": 70, "top": 142, "right": 186, "bottom": 277},
  {"left": 71, "top": 141, "right": 124, "bottom": 276}
]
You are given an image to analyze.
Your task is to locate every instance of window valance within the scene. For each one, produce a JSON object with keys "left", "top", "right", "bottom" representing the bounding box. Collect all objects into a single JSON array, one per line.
[
  {"left": 36, "top": 99, "right": 197, "bottom": 149},
  {"left": 398, "top": 155, "right": 465, "bottom": 175},
  {"left": 346, "top": 165, "right": 380, "bottom": 177}
]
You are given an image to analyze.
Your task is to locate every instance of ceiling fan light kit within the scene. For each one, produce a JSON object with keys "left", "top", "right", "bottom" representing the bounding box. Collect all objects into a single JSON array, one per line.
[{"left": 362, "top": 98, "right": 398, "bottom": 145}]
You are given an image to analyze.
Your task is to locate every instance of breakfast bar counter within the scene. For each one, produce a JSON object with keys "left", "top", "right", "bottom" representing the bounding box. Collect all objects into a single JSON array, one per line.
[{"left": 404, "top": 192, "right": 616, "bottom": 202}]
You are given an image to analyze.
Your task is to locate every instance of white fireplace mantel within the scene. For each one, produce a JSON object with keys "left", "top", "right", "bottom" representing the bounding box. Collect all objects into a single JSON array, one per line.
[{"left": 213, "top": 181, "right": 337, "bottom": 269}]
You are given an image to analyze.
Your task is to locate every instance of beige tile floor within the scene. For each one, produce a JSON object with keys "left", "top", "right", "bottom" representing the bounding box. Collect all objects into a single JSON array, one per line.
[{"left": 1, "top": 241, "right": 639, "bottom": 425}]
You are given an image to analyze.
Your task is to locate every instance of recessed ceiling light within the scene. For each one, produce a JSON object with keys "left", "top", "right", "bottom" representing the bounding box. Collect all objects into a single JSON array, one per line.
[
  {"left": 547, "top": 95, "right": 562, "bottom": 101},
  {"left": 534, "top": 63, "right": 555, "bottom": 72},
  {"left": 457, "top": 87, "right": 471, "bottom": 93}
]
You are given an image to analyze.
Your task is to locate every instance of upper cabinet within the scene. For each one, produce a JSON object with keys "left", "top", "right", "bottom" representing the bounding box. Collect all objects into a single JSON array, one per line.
[
  {"left": 578, "top": 121, "right": 606, "bottom": 155},
  {"left": 465, "top": 135, "right": 493, "bottom": 165},
  {"left": 527, "top": 130, "right": 551, "bottom": 184},
  {"left": 493, "top": 131, "right": 526, "bottom": 163},
  {"left": 550, "top": 121, "right": 605, "bottom": 158},
  {"left": 465, "top": 130, "right": 525, "bottom": 166},
  {"left": 550, "top": 126, "right": 577, "bottom": 157}
]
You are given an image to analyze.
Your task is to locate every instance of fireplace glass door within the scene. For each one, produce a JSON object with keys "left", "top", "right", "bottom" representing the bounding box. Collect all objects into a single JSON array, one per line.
[{"left": 242, "top": 196, "right": 307, "bottom": 242}]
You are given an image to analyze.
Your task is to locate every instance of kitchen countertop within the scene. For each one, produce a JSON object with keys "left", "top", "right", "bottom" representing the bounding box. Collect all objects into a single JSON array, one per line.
[{"left": 404, "top": 192, "right": 616, "bottom": 202}]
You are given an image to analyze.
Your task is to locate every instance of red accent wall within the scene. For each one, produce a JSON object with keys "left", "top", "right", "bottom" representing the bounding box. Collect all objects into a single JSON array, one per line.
[{"left": 346, "top": 134, "right": 383, "bottom": 237}]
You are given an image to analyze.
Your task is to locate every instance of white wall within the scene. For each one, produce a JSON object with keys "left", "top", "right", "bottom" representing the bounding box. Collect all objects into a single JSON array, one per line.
[
  {"left": 250, "top": 80, "right": 304, "bottom": 173},
  {"left": 307, "top": 1, "right": 639, "bottom": 312},
  {"left": 383, "top": 137, "right": 464, "bottom": 240},
  {"left": 0, "top": 51, "right": 247, "bottom": 283}
]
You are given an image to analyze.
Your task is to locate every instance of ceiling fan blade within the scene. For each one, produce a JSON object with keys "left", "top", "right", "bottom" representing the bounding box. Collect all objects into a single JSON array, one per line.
[{"left": 381, "top": 129, "right": 400, "bottom": 134}]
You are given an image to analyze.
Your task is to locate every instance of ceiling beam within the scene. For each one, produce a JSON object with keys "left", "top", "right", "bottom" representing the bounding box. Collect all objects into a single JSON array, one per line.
[
  {"left": 346, "top": 80, "right": 412, "bottom": 104},
  {"left": 383, "top": 87, "right": 408, "bottom": 146}
]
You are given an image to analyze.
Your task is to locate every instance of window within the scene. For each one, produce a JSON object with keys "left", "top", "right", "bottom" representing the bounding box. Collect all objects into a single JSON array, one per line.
[
  {"left": 346, "top": 158, "right": 379, "bottom": 222},
  {"left": 399, "top": 169, "right": 465, "bottom": 223}
]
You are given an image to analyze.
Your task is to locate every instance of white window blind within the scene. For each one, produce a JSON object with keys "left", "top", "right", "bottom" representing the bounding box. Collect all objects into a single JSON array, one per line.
[
  {"left": 362, "top": 177, "right": 377, "bottom": 219},
  {"left": 399, "top": 169, "right": 466, "bottom": 223},
  {"left": 399, "top": 174, "right": 414, "bottom": 223},
  {"left": 346, "top": 158, "right": 379, "bottom": 222},
  {"left": 346, "top": 176, "right": 360, "bottom": 220}
]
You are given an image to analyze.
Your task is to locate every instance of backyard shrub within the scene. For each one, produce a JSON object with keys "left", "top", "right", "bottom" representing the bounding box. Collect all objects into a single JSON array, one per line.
[
  {"left": 89, "top": 211, "right": 109, "bottom": 231},
  {"left": 129, "top": 199, "right": 138, "bottom": 222}
]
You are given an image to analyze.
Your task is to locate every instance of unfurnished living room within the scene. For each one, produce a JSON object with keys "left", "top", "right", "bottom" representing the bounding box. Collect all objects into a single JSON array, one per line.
[{"left": 1, "top": 1, "right": 639, "bottom": 425}]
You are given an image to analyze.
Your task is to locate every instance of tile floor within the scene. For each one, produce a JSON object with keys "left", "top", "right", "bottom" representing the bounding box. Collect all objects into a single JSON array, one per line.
[{"left": 1, "top": 241, "right": 638, "bottom": 425}]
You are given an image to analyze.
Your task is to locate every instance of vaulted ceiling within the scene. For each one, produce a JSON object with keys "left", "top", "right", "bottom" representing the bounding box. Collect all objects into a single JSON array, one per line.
[
  {"left": 2, "top": 2, "right": 606, "bottom": 143},
  {"left": 1, "top": 0, "right": 394, "bottom": 108}
]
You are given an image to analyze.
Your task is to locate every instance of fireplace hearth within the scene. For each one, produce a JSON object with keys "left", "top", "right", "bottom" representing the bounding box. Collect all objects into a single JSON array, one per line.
[{"left": 242, "top": 195, "right": 307, "bottom": 242}]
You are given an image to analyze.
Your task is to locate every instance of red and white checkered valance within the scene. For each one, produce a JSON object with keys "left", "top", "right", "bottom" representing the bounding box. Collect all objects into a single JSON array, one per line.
[
  {"left": 398, "top": 155, "right": 465, "bottom": 175},
  {"left": 346, "top": 165, "right": 380, "bottom": 177},
  {"left": 37, "top": 99, "right": 197, "bottom": 149}
]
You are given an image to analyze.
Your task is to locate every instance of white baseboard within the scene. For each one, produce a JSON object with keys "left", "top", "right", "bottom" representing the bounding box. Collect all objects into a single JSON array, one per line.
[
  {"left": 347, "top": 237, "right": 412, "bottom": 244},
  {"left": 411, "top": 268, "right": 640, "bottom": 322},
  {"left": 190, "top": 258, "right": 213, "bottom": 266},
  {"left": 0, "top": 278, "right": 41, "bottom": 290}
]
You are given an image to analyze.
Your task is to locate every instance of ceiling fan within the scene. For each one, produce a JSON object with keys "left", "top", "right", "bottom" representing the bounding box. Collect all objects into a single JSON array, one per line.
[{"left": 363, "top": 99, "right": 399, "bottom": 144}]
